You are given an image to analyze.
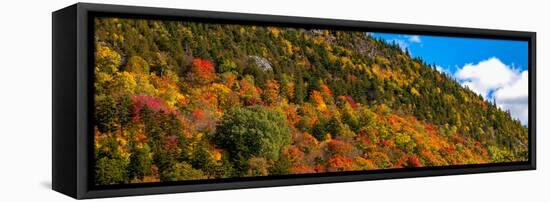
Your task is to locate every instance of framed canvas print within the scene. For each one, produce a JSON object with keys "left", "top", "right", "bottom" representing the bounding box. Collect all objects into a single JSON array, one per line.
[{"left": 52, "top": 3, "right": 536, "bottom": 199}]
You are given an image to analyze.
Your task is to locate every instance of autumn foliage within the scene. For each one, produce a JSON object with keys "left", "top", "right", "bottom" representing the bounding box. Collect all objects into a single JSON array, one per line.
[
  {"left": 92, "top": 17, "right": 528, "bottom": 186},
  {"left": 131, "top": 95, "right": 173, "bottom": 115},
  {"left": 190, "top": 58, "right": 215, "bottom": 84}
]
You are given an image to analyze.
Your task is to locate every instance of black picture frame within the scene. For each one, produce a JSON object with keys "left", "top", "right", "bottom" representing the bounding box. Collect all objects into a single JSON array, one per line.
[{"left": 52, "top": 2, "right": 536, "bottom": 199}]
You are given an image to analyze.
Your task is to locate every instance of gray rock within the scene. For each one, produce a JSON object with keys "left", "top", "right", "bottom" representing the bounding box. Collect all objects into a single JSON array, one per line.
[{"left": 249, "top": 55, "right": 273, "bottom": 71}]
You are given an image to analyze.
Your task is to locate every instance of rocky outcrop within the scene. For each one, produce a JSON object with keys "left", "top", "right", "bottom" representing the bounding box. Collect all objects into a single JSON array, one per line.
[{"left": 249, "top": 55, "right": 273, "bottom": 71}]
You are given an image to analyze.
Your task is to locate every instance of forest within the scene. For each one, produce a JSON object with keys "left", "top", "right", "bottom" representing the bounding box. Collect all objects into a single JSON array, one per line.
[{"left": 93, "top": 17, "right": 528, "bottom": 185}]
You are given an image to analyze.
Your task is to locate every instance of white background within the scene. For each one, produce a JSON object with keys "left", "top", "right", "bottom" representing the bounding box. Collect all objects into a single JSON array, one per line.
[{"left": 0, "top": 0, "right": 547, "bottom": 201}]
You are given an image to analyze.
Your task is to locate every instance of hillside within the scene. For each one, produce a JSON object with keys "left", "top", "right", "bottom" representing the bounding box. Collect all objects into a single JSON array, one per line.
[{"left": 92, "top": 17, "right": 528, "bottom": 185}]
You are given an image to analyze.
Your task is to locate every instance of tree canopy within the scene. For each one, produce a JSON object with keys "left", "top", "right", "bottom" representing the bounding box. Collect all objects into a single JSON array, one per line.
[{"left": 92, "top": 17, "right": 528, "bottom": 185}]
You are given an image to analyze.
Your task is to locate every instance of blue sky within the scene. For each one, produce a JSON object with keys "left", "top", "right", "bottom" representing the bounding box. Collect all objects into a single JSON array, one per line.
[
  {"left": 370, "top": 33, "right": 529, "bottom": 125},
  {"left": 371, "top": 33, "right": 528, "bottom": 73}
]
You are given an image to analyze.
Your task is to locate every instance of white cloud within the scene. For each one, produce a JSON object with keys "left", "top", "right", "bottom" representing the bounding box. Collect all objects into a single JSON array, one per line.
[
  {"left": 455, "top": 57, "right": 528, "bottom": 124},
  {"left": 387, "top": 39, "right": 409, "bottom": 52},
  {"left": 376, "top": 34, "right": 420, "bottom": 53},
  {"left": 455, "top": 57, "right": 518, "bottom": 99},
  {"left": 493, "top": 71, "right": 529, "bottom": 124},
  {"left": 407, "top": 35, "right": 421, "bottom": 43},
  {"left": 435, "top": 65, "right": 451, "bottom": 76}
]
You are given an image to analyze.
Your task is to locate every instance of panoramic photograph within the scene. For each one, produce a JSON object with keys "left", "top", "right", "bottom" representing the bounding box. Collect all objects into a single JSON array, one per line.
[{"left": 92, "top": 17, "right": 529, "bottom": 186}]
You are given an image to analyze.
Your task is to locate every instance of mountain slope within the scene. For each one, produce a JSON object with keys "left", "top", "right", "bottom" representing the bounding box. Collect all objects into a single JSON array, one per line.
[{"left": 92, "top": 17, "right": 528, "bottom": 185}]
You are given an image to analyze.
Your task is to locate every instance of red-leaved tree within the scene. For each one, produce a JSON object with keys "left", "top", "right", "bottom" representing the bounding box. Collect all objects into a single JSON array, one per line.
[{"left": 190, "top": 58, "right": 215, "bottom": 84}]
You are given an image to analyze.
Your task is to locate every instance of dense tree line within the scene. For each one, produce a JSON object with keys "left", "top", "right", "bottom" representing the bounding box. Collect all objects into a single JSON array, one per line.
[{"left": 93, "top": 17, "right": 528, "bottom": 185}]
